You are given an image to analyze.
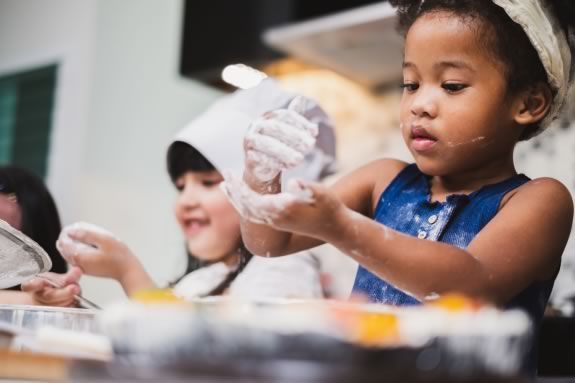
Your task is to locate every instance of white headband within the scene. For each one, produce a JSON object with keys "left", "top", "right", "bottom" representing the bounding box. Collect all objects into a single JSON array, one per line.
[{"left": 491, "top": 0, "right": 572, "bottom": 135}]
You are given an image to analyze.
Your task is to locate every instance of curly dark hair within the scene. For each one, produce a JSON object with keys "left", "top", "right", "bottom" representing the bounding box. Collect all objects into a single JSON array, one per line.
[{"left": 389, "top": 0, "right": 575, "bottom": 140}]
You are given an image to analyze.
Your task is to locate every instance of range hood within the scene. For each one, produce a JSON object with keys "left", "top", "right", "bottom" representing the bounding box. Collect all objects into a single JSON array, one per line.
[{"left": 263, "top": 2, "right": 402, "bottom": 89}]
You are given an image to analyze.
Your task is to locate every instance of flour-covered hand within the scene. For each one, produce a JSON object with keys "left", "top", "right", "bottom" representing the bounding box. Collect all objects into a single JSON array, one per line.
[
  {"left": 222, "top": 174, "right": 344, "bottom": 240},
  {"left": 56, "top": 223, "right": 138, "bottom": 281},
  {"left": 244, "top": 96, "right": 319, "bottom": 183}
]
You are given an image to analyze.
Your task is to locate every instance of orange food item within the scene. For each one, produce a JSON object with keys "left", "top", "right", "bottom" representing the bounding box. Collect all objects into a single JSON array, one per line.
[
  {"left": 354, "top": 312, "right": 399, "bottom": 347},
  {"left": 131, "top": 288, "right": 186, "bottom": 304},
  {"left": 428, "top": 293, "right": 484, "bottom": 311},
  {"left": 327, "top": 301, "right": 400, "bottom": 347}
]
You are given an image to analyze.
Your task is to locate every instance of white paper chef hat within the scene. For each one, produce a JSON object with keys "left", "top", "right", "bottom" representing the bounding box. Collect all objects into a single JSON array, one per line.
[{"left": 168, "top": 79, "right": 336, "bottom": 183}]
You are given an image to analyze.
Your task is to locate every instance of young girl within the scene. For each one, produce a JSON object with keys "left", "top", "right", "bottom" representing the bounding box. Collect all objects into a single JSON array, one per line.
[
  {"left": 0, "top": 166, "right": 81, "bottom": 306},
  {"left": 224, "top": 0, "right": 575, "bottom": 374},
  {"left": 55, "top": 79, "right": 335, "bottom": 300}
]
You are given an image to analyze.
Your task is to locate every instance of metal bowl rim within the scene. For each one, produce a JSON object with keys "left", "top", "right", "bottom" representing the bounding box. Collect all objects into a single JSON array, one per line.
[{"left": 0, "top": 304, "right": 97, "bottom": 315}]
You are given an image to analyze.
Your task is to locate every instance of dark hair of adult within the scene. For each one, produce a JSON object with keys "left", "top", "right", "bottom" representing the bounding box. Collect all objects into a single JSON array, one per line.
[
  {"left": 166, "top": 141, "right": 252, "bottom": 295},
  {"left": 389, "top": 0, "right": 575, "bottom": 140},
  {"left": 0, "top": 166, "right": 67, "bottom": 290}
]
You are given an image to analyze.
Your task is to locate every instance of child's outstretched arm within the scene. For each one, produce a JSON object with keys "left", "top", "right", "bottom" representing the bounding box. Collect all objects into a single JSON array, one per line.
[
  {"left": 226, "top": 158, "right": 407, "bottom": 256},
  {"left": 57, "top": 224, "right": 156, "bottom": 297},
  {"left": 326, "top": 177, "right": 572, "bottom": 305},
  {"left": 230, "top": 159, "right": 573, "bottom": 305}
]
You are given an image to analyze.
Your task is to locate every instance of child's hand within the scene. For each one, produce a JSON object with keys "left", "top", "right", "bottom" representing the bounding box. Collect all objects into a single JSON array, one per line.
[
  {"left": 21, "top": 266, "right": 82, "bottom": 307},
  {"left": 56, "top": 223, "right": 137, "bottom": 282},
  {"left": 244, "top": 96, "right": 319, "bottom": 184},
  {"left": 222, "top": 174, "right": 344, "bottom": 240}
]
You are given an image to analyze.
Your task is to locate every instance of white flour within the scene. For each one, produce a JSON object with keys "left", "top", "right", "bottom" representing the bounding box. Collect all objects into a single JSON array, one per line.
[
  {"left": 57, "top": 222, "right": 115, "bottom": 265},
  {"left": 245, "top": 96, "right": 319, "bottom": 182},
  {"left": 221, "top": 173, "right": 315, "bottom": 226},
  {"left": 446, "top": 136, "right": 488, "bottom": 148}
]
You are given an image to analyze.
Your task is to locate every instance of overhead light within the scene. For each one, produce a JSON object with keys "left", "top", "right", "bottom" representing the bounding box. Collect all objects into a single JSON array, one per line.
[{"left": 221, "top": 64, "right": 268, "bottom": 89}]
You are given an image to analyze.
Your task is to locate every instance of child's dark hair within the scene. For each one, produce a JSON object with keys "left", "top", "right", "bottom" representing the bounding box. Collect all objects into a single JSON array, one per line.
[
  {"left": 167, "top": 141, "right": 216, "bottom": 183},
  {"left": 389, "top": 0, "right": 575, "bottom": 140},
  {"left": 0, "top": 166, "right": 67, "bottom": 290},
  {"left": 166, "top": 141, "right": 253, "bottom": 295}
]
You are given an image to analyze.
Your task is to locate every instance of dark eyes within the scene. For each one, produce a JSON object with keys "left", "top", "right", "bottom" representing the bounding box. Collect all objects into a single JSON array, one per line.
[
  {"left": 400, "top": 83, "right": 419, "bottom": 92},
  {"left": 175, "top": 179, "right": 220, "bottom": 192},
  {"left": 400, "top": 82, "right": 467, "bottom": 94},
  {"left": 442, "top": 83, "right": 467, "bottom": 93},
  {"left": 202, "top": 180, "right": 220, "bottom": 187}
]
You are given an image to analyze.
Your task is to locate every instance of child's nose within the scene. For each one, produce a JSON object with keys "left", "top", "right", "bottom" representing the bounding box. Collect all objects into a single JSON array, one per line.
[
  {"left": 410, "top": 90, "right": 438, "bottom": 118},
  {"left": 177, "top": 186, "right": 202, "bottom": 209}
]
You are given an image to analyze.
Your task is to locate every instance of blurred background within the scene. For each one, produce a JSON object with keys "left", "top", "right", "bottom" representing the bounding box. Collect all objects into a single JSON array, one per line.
[{"left": 0, "top": 0, "right": 574, "bottom": 309}]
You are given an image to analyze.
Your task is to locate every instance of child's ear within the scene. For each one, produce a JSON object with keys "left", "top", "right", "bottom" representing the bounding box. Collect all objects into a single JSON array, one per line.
[{"left": 513, "top": 83, "right": 553, "bottom": 126}]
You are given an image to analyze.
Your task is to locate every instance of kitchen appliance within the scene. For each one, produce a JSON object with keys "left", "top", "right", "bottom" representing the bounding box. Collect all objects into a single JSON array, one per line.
[{"left": 179, "top": 0, "right": 389, "bottom": 88}]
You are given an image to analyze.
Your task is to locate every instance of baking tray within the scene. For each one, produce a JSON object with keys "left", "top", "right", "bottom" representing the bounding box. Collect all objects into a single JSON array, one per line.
[{"left": 0, "top": 304, "right": 99, "bottom": 333}]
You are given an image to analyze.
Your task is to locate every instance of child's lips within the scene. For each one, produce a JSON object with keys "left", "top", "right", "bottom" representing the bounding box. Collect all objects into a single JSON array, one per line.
[
  {"left": 412, "top": 137, "right": 437, "bottom": 151},
  {"left": 183, "top": 219, "right": 209, "bottom": 236},
  {"left": 410, "top": 126, "right": 438, "bottom": 152}
]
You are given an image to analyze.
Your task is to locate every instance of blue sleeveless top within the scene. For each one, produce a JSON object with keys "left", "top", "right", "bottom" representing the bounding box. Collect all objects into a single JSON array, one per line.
[{"left": 351, "top": 164, "right": 555, "bottom": 374}]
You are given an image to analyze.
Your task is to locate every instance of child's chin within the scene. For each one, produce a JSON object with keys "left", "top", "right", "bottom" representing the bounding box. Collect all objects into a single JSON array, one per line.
[
  {"left": 413, "top": 159, "right": 448, "bottom": 177},
  {"left": 188, "top": 246, "right": 224, "bottom": 263}
]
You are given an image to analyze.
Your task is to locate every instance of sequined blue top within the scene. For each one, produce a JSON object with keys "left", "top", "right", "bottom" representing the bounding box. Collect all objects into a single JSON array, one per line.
[{"left": 351, "top": 163, "right": 555, "bottom": 375}]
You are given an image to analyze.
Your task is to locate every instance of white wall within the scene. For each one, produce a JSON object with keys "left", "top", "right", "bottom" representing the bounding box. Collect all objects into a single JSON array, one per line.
[
  {"left": 0, "top": 0, "right": 222, "bottom": 305},
  {"left": 0, "top": 0, "right": 98, "bottom": 225}
]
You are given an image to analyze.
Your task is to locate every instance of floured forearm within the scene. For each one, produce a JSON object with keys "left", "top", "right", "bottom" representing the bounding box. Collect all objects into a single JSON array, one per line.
[{"left": 325, "top": 208, "right": 491, "bottom": 302}]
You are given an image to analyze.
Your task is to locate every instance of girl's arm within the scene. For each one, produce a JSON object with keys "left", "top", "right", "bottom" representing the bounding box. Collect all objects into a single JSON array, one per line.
[
  {"left": 325, "top": 177, "right": 572, "bottom": 304},
  {"left": 238, "top": 159, "right": 408, "bottom": 256},
  {"left": 237, "top": 161, "right": 572, "bottom": 305},
  {"left": 338, "top": 179, "right": 571, "bottom": 304},
  {"left": 57, "top": 227, "right": 156, "bottom": 297}
]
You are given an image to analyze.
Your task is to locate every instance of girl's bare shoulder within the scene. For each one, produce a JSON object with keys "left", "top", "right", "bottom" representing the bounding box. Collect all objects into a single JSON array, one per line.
[
  {"left": 487, "top": 177, "right": 573, "bottom": 281},
  {"left": 509, "top": 177, "right": 573, "bottom": 208},
  {"left": 370, "top": 156, "right": 409, "bottom": 180},
  {"left": 503, "top": 177, "right": 573, "bottom": 226},
  {"left": 367, "top": 158, "right": 410, "bottom": 172}
]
